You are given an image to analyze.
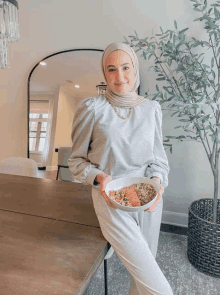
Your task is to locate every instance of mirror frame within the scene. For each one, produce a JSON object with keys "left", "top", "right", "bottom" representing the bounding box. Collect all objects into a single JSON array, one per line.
[{"left": 27, "top": 48, "right": 140, "bottom": 159}]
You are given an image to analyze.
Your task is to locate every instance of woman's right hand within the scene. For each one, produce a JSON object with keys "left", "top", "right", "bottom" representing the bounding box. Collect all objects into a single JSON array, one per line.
[{"left": 96, "top": 173, "right": 117, "bottom": 209}]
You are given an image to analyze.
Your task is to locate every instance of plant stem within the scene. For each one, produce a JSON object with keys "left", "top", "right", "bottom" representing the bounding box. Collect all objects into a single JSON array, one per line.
[
  {"left": 209, "top": 35, "right": 218, "bottom": 70},
  {"left": 186, "top": 45, "right": 218, "bottom": 115},
  {"left": 149, "top": 37, "right": 183, "bottom": 99},
  {"left": 146, "top": 37, "right": 213, "bottom": 159},
  {"left": 182, "top": 67, "right": 212, "bottom": 155},
  {"left": 213, "top": 152, "right": 219, "bottom": 223}
]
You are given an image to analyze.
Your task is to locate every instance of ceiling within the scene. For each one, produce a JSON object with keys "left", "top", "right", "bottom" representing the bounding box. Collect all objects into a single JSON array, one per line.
[{"left": 29, "top": 50, "right": 106, "bottom": 98}]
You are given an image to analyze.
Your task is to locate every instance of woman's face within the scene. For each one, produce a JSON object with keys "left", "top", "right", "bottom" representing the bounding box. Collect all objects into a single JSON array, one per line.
[{"left": 105, "top": 50, "right": 135, "bottom": 94}]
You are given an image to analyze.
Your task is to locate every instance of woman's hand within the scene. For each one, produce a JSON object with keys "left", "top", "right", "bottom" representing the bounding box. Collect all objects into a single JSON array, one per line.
[
  {"left": 96, "top": 173, "right": 117, "bottom": 209},
  {"left": 145, "top": 177, "right": 164, "bottom": 212}
]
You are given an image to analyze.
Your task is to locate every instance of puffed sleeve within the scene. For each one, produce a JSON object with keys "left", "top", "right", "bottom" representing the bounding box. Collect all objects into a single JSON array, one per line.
[
  {"left": 147, "top": 101, "right": 170, "bottom": 188},
  {"left": 67, "top": 97, "right": 103, "bottom": 187}
]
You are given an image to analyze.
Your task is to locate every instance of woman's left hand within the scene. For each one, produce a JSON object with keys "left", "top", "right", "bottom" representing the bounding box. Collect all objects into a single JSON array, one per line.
[{"left": 145, "top": 177, "right": 164, "bottom": 212}]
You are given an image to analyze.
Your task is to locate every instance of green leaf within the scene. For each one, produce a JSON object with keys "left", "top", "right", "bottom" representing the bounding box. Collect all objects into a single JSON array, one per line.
[
  {"left": 134, "top": 30, "right": 138, "bottom": 38},
  {"left": 198, "top": 52, "right": 205, "bottom": 59},
  {"left": 174, "top": 125, "right": 182, "bottom": 129},
  {"left": 163, "top": 86, "right": 173, "bottom": 94},
  {"left": 171, "top": 111, "right": 179, "bottom": 117},
  {"left": 202, "top": 114, "right": 210, "bottom": 122},
  {"left": 167, "top": 95, "right": 175, "bottom": 101},
  {"left": 156, "top": 84, "right": 159, "bottom": 91},
  {"left": 193, "top": 7, "right": 202, "bottom": 12},
  {"left": 194, "top": 4, "right": 202, "bottom": 8},
  {"left": 202, "top": 64, "right": 210, "bottom": 69},
  {"left": 211, "top": 70, "right": 216, "bottom": 80},
  {"left": 211, "top": 57, "right": 214, "bottom": 68},
  {"left": 201, "top": 0, "right": 207, "bottom": 12},
  {"left": 148, "top": 53, "right": 154, "bottom": 60},
  {"left": 197, "top": 94, "right": 205, "bottom": 103},
  {"left": 159, "top": 33, "right": 170, "bottom": 40},
  {"left": 170, "top": 146, "right": 173, "bottom": 154},
  {"left": 165, "top": 136, "right": 179, "bottom": 139},
  {"left": 179, "top": 28, "right": 189, "bottom": 37},
  {"left": 174, "top": 20, "right": 177, "bottom": 30},
  {"left": 176, "top": 40, "right": 186, "bottom": 49},
  {"left": 156, "top": 77, "right": 166, "bottom": 81},
  {"left": 169, "top": 31, "right": 173, "bottom": 40},
  {"left": 168, "top": 59, "right": 172, "bottom": 67},
  {"left": 211, "top": 133, "right": 217, "bottom": 142},
  {"left": 160, "top": 27, "right": 163, "bottom": 33},
  {"left": 179, "top": 119, "right": 191, "bottom": 122},
  {"left": 193, "top": 17, "right": 202, "bottom": 22},
  {"left": 214, "top": 7, "right": 220, "bottom": 20},
  {"left": 123, "top": 36, "right": 129, "bottom": 43},
  {"left": 152, "top": 93, "right": 159, "bottom": 100},
  {"left": 135, "top": 48, "right": 142, "bottom": 53}
]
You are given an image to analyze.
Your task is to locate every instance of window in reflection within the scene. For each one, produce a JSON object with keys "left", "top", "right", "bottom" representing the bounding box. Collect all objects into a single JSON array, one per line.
[{"left": 29, "top": 113, "right": 48, "bottom": 152}]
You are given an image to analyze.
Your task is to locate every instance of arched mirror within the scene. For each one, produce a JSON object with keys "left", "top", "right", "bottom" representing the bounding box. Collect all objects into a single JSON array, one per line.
[{"left": 27, "top": 48, "right": 140, "bottom": 180}]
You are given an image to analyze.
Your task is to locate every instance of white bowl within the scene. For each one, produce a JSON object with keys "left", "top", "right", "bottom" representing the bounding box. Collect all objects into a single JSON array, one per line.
[{"left": 105, "top": 177, "right": 159, "bottom": 212}]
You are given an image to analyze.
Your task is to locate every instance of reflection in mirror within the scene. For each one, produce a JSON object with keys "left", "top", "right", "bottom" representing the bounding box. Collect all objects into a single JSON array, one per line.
[{"left": 28, "top": 49, "right": 105, "bottom": 180}]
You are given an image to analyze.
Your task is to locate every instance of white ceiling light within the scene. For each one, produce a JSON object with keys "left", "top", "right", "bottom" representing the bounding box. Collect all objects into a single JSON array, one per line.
[
  {"left": 40, "top": 61, "right": 47, "bottom": 66},
  {"left": 75, "top": 85, "right": 80, "bottom": 88},
  {"left": 0, "top": 0, "right": 20, "bottom": 69}
]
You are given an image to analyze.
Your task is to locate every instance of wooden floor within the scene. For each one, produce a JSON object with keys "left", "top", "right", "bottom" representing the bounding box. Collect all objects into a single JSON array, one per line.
[{"left": 36, "top": 169, "right": 58, "bottom": 181}]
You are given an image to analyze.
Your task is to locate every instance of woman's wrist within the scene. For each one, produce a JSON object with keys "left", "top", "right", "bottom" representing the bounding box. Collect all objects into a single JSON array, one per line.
[
  {"left": 94, "top": 173, "right": 108, "bottom": 185},
  {"left": 151, "top": 176, "right": 161, "bottom": 185}
]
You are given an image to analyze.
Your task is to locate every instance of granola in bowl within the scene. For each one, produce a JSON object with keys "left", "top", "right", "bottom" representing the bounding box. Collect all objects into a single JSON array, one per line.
[{"left": 108, "top": 182, "right": 156, "bottom": 207}]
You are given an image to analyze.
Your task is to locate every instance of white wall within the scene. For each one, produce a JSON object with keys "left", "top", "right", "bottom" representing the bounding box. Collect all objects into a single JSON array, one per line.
[
  {"left": 0, "top": 0, "right": 218, "bottom": 227},
  {"left": 51, "top": 85, "right": 82, "bottom": 167}
]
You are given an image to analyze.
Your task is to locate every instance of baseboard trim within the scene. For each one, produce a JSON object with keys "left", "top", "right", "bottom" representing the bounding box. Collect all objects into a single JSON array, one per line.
[
  {"left": 160, "top": 223, "right": 188, "bottom": 236},
  {"left": 160, "top": 210, "right": 188, "bottom": 236}
]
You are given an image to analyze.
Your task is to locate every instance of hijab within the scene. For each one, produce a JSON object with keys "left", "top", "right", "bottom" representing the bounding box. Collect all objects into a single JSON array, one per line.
[{"left": 101, "top": 42, "right": 148, "bottom": 108}]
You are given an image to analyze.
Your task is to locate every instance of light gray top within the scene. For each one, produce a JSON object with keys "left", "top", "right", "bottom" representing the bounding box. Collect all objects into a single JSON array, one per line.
[{"left": 68, "top": 95, "right": 170, "bottom": 189}]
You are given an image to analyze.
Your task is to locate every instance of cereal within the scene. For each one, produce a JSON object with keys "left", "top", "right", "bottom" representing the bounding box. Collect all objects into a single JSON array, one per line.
[
  {"left": 108, "top": 182, "right": 156, "bottom": 207},
  {"left": 123, "top": 185, "right": 141, "bottom": 207}
]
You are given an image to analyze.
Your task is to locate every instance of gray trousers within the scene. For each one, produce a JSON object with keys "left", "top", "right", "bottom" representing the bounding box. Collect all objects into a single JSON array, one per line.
[{"left": 91, "top": 186, "right": 174, "bottom": 295}]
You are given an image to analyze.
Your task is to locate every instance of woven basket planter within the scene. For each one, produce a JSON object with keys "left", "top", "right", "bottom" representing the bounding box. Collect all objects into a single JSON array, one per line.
[{"left": 187, "top": 198, "right": 220, "bottom": 278}]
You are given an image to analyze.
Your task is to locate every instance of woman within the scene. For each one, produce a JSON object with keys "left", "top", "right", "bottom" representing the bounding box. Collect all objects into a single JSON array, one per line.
[{"left": 68, "top": 42, "right": 174, "bottom": 295}]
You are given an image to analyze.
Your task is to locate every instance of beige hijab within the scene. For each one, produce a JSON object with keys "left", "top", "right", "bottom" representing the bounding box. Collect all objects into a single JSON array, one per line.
[{"left": 101, "top": 42, "right": 148, "bottom": 108}]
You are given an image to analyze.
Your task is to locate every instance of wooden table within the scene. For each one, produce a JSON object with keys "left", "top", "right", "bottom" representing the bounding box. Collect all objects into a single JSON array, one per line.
[
  {"left": 0, "top": 173, "right": 99, "bottom": 227},
  {"left": 0, "top": 173, "right": 110, "bottom": 295}
]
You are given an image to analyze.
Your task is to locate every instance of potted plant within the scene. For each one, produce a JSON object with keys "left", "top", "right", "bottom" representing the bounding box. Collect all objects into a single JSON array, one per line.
[{"left": 124, "top": 0, "right": 220, "bottom": 278}]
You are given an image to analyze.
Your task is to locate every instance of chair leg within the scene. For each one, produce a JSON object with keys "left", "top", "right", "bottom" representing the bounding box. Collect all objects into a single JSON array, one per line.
[
  {"left": 104, "top": 259, "right": 108, "bottom": 295},
  {"left": 56, "top": 166, "right": 60, "bottom": 180}
]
